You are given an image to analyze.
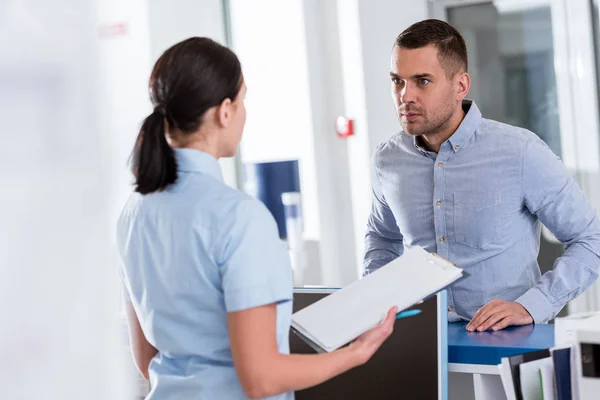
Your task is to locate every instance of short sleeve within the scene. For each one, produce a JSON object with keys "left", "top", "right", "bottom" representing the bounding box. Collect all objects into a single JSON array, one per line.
[{"left": 219, "top": 199, "right": 293, "bottom": 313}]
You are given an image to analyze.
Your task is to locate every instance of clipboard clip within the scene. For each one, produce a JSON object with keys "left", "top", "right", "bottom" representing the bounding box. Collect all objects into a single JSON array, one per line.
[{"left": 427, "top": 253, "right": 456, "bottom": 270}]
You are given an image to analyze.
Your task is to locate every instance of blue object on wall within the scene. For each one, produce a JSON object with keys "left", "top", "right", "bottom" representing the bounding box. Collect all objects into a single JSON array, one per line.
[{"left": 243, "top": 160, "right": 301, "bottom": 239}]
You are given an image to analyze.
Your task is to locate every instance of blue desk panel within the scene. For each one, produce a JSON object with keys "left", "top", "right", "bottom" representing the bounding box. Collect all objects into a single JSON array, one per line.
[{"left": 448, "top": 322, "right": 555, "bottom": 365}]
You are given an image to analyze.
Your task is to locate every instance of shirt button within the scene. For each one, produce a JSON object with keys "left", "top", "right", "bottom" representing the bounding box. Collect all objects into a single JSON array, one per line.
[
  {"left": 439, "top": 236, "right": 445, "bottom": 243},
  {"left": 448, "top": 306, "right": 453, "bottom": 312},
  {"left": 455, "top": 145, "right": 460, "bottom": 150},
  {"left": 436, "top": 200, "right": 442, "bottom": 207},
  {"left": 438, "top": 162, "right": 443, "bottom": 168}
]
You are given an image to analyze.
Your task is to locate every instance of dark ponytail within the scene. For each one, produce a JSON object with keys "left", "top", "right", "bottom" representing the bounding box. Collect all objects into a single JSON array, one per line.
[
  {"left": 132, "top": 37, "right": 242, "bottom": 194},
  {"left": 132, "top": 108, "right": 177, "bottom": 194}
]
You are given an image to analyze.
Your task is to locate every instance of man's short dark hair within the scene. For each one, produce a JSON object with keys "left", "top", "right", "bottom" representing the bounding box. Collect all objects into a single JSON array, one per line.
[{"left": 395, "top": 19, "right": 468, "bottom": 78}]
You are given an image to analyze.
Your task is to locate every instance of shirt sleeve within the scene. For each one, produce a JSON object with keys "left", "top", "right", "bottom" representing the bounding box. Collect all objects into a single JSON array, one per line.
[
  {"left": 218, "top": 198, "right": 293, "bottom": 313},
  {"left": 516, "top": 136, "right": 600, "bottom": 323},
  {"left": 116, "top": 221, "right": 131, "bottom": 303},
  {"left": 363, "top": 145, "right": 404, "bottom": 276},
  {"left": 118, "top": 266, "right": 131, "bottom": 302}
]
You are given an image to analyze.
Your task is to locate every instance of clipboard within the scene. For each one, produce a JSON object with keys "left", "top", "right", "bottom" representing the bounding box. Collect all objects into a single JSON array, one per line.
[{"left": 290, "top": 247, "right": 464, "bottom": 352}]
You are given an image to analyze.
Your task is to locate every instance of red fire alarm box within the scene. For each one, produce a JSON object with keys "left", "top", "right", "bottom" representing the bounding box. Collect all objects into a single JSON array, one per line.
[{"left": 336, "top": 116, "right": 354, "bottom": 138}]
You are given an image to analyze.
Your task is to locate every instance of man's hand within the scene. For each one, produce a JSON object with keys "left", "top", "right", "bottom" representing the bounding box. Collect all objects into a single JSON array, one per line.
[{"left": 466, "top": 299, "right": 533, "bottom": 332}]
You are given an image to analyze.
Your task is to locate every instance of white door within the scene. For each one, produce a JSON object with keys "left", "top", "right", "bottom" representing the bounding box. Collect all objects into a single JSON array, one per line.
[{"left": 431, "top": 0, "right": 600, "bottom": 314}]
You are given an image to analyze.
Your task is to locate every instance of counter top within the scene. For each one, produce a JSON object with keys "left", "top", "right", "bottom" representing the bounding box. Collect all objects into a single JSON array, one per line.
[{"left": 448, "top": 322, "right": 555, "bottom": 365}]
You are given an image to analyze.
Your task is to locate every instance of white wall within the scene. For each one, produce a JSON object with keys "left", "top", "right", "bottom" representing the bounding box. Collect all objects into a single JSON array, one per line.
[
  {"left": 147, "top": 0, "right": 226, "bottom": 59},
  {"left": 229, "top": 0, "right": 310, "bottom": 164},
  {"left": 0, "top": 0, "right": 129, "bottom": 398}
]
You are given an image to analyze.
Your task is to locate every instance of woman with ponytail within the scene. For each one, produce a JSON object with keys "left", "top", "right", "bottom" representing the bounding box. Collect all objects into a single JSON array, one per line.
[{"left": 117, "top": 37, "right": 396, "bottom": 400}]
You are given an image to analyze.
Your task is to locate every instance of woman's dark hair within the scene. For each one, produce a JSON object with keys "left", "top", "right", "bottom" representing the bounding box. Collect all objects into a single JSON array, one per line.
[{"left": 132, "top": 37, "right": 242, "bottom": 194}]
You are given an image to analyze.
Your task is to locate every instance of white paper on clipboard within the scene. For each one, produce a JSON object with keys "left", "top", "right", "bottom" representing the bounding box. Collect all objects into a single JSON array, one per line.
[{"left": 291, "top": 247, "right": 463, "bottom": 352}]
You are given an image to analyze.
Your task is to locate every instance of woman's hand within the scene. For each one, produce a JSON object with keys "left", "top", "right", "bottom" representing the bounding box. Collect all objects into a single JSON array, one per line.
[{"left": 349, "top": 307, "right": 397, "bottom": 365}]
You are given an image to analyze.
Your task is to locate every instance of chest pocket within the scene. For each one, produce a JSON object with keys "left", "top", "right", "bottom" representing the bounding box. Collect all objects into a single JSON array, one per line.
[{"left": 453, "top": 190, "right": 516, "bottom": 249}]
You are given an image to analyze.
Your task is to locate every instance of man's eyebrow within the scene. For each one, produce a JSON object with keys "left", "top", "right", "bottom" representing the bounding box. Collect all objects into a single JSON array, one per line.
[
  {"left": 411, "top": 73, "right": 434, "bottom": 80},
  {"left": 389, "top": 72, "right": 434, "bottom": 80}
]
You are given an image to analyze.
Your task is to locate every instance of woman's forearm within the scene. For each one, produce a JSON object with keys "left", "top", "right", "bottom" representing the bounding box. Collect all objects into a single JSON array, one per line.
[{"left": 246, "top": 346, "right": 364, "bottom": 398}]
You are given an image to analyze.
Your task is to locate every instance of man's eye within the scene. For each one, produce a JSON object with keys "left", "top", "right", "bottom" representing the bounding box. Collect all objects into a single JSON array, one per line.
[{"left": 419, "top": 78, "right": 430, "bottom": 85}]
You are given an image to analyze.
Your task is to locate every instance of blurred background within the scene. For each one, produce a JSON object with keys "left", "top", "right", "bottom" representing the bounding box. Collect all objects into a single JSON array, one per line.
[{"left": 2, "top": 0, "right": 600, "bottom": 397}]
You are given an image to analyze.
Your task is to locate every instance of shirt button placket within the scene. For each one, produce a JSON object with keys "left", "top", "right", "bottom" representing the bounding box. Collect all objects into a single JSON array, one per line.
[{"left": 434, "top": 156, "right": 447, "bottom": 256}]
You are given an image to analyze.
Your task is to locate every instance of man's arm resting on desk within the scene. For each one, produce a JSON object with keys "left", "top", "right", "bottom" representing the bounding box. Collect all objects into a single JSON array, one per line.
[
  {"left": 468, "top": 138, "right": 600, "bottom": 331},
  {"left": 363, "top": 149, "right": 404, "bottom": 275}
]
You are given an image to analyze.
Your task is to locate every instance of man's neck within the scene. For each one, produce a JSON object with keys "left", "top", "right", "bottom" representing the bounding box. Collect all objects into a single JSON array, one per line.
[{"left": 421, "top": 107, "right": 466, "bottom": 153}]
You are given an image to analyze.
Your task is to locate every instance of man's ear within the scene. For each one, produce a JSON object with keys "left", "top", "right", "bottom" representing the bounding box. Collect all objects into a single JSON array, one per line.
[
  {"left": 456, "top": 72, "right": 471, "bottom": 101},
  {"left": 217, "top": 98, "right": 233, "bottom": 128}
]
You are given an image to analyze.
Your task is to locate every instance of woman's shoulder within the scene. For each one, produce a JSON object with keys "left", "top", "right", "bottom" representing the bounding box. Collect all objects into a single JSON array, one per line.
[
  {"left": 116, "top": 182, "right": 276, "bottom": 243},
  {"left": 215, "top": 190, "right": 276, "bottom": 228},
  {"left": 173, "top": 179, "right": 276, "bottom": 235}
]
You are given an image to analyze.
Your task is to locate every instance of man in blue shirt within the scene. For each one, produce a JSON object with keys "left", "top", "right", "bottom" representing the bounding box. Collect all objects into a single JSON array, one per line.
[{"left": 364, "top": 19, "right": 600, "bottom": 331}]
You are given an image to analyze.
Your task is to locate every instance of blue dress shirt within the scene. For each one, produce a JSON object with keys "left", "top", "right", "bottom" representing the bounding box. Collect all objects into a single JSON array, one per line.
[
  {"left": 117, "top": 148, "right": 294, "bottom": 400},
  {"left": 364, "top": 100, "right": 600, "bottom": 324}
]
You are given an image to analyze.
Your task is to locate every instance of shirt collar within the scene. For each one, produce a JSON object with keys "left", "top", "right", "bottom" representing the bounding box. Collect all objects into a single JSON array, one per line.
[
  {"left": 412, "top": 99, "right": 482, "bottom": 153},
  {"left": 448, "top": 99, "right": 481, "bottom": 152},
  {"left": 174, "top": 148, "right": 223, "bottom": 181}
]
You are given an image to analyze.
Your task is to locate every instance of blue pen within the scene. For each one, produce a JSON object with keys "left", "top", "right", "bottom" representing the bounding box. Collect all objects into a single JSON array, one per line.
[{"left": 396, "top": 309, "right": 422, "bottom": 319}]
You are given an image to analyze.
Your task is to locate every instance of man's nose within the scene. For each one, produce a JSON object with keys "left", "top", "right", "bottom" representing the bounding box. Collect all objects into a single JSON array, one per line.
[{"left": 400, "top": 83, "right": 416, "bottom": 104}]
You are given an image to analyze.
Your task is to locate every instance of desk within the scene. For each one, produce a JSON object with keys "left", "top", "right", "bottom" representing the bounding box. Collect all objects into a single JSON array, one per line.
[
  {"left": 291, "top": 289, "right": 448, "bottom": 399},
  {"left": 448, "top": 322, "right": 555, "bottom": 400}
]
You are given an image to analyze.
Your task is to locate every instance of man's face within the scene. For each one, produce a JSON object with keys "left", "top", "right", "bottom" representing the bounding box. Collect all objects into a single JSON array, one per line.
[{"left": 390, "top": 44, "right": 460, "bottom": 137}]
